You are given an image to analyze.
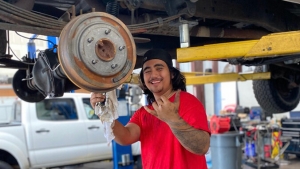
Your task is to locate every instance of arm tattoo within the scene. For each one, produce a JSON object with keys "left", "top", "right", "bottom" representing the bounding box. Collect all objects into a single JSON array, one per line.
[{"left": 168, "top": 118, "right": 210, "bottom": 155}]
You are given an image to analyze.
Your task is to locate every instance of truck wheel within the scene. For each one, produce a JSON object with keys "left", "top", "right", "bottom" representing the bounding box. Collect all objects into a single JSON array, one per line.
[
  {"left": 253, "top": 66, "right": 300, "bottom": 113},
  {"left": 12, "top": 69, "right": 46, "bottom": 102},
  {"left": 0, "top": 161, "right": 13, "bottom": 169}
]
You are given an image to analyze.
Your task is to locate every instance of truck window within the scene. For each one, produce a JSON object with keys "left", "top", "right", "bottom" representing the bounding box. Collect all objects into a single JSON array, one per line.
[
  {"left": 36, "top": 99, "right": 78, "bottom": 121},
  {"left": 82, "top": 98, "right": 99, "bottom": 120}
]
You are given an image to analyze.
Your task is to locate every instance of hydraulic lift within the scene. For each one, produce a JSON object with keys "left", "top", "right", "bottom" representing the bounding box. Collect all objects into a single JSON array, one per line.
[
  {"left": 170, "top": 30, "right": 300, "bottom": 85},
  {"left": 177, "top": 31, "right": 300, "bottom": 62},
  {"left": 126, "top": 31, "right": 300, "bottom": 85}
]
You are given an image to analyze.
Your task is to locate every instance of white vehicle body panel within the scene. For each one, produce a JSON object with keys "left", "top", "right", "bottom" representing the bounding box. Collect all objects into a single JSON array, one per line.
[{"left": 0, "top": 93, "right": 141, "bottom": 169}]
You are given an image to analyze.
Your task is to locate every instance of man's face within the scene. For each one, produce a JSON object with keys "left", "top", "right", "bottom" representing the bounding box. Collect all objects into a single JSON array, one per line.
[{"left": 142, "top": 59, "right": 172, "bottom": 95}]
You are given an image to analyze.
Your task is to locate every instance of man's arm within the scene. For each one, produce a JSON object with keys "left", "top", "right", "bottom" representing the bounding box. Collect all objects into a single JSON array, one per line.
[
  {"left": 112, "top": 120, "right": 141, "bottom": 145},
  {"left": 167, "top": 118, "right": 210, "bottom": 155},
  {"left": 90, "top": 92, "right": 141, "bottom": 145}
]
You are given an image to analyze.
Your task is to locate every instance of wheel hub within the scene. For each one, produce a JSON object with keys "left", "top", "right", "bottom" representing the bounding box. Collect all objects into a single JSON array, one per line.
[{"left": 58, "top": 12, "right": 136, "bottom": 92}]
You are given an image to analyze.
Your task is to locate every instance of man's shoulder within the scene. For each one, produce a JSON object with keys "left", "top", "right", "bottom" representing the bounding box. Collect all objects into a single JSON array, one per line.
[
  {"left": 180, "top": 91, "right": 197, "bottom": 99},
  {"left": 179, "top": 91, "right": 202, "bottom": 105},
  {"left": 135, "top": 105, "right": 151, "bottom": 114}
]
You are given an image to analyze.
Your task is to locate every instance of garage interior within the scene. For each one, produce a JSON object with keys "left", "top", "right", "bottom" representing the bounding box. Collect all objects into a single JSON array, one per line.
[{"left": 1, "top": 0, "right": 300, "bottom": 169}]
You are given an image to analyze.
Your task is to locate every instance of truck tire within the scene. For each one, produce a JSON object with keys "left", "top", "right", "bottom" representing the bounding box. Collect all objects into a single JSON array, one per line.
[
  {"left": 0, "top": 161, "right": 13, "bottom": 169},
  {"left": 253, "top": 66, "right": 300, "bottom": 114}
]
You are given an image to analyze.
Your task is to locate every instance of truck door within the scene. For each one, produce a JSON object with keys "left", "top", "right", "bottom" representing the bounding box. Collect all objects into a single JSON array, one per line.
[
  {"left": 81, "top": 98, "right": 112, "bottom": 161},
  {"left": 28, "top": 98, "right": 88, "bottom": 167}
]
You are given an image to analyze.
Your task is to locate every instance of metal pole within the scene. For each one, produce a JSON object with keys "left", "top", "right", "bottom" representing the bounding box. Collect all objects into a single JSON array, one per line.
[{"left": 179, "top": 20, "right": 190, "bottom": 48}]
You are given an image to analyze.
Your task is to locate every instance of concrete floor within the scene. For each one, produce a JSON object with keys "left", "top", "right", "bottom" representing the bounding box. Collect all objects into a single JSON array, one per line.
[
  {"left": 60, "top": 154, "right": 300, "bottom": 169},
  {"left": 242, "top": 154, "right": 300, "bottom": 169}
]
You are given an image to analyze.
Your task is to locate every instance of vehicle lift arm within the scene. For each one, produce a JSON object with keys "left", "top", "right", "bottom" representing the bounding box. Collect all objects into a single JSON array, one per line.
[
  {"left": 177, "top": 31, "right": 300, "bottom": 62},
  {"left": 173, "top": 30, "right": 300, "bottom": 85},
  {"left": 130, "top": 23, "right": 300, "bottom": 85}
]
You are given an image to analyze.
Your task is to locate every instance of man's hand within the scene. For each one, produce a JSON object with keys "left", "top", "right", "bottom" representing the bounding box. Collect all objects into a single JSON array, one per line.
[
  {"left": 90, "top": 92, "right": 140, "bottom": 146},
  {"left": 90, "top": 92, "right": 106, "bottom": 109},
  {"left": 144, "top": 90, "right": 181, "bottom": 123}
]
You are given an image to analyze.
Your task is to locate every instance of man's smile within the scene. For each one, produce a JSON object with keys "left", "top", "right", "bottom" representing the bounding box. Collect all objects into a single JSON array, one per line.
[{"left": 149, "top": 78, "right": 162, "bottom": 84}]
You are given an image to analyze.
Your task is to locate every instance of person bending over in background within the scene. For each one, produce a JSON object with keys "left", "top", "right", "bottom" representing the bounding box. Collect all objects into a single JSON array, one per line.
[{"left": 90, "top": 49, "right": 211, "bottom": 169}]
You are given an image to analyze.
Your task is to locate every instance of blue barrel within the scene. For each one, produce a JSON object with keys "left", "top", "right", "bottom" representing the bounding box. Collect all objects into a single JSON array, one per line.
[{"left": 210, "top": 132, "right": 243, "bottom": 169}]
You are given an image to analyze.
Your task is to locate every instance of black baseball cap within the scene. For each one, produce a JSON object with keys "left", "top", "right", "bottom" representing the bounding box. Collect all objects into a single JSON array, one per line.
[{"left": 142, "top": 49, "right": 173, "bottom": 68}]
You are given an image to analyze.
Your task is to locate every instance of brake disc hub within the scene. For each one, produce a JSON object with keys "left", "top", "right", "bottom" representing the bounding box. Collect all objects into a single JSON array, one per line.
[{"left": 58, "top": 12, "right": 136, "bottom": 92}]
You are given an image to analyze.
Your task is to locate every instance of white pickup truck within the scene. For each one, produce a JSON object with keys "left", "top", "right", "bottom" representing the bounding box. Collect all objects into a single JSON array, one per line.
[{"left": 0, "top": 93, "right": 141, "bottom": 169}]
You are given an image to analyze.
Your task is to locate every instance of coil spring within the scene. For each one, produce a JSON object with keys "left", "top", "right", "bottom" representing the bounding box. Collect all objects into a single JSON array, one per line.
[{"left": 106, "top": 1, "right": 119, "bottom": 17}]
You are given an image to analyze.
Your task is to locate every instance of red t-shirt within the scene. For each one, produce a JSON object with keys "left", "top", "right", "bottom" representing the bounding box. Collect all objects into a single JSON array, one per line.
[{"left": 129, "top": 91, "right": 210, "bottom": 169}]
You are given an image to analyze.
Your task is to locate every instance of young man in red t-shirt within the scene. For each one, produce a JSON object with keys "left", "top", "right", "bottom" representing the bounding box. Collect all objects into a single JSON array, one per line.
[{"left": 91, "top": 49, "right": 210, "bottom": 169}]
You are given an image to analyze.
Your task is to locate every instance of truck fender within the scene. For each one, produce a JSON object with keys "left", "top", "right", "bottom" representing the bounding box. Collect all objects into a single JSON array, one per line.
[{"left": 0, "top": 137, "right": 30, "bottom": 169}]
